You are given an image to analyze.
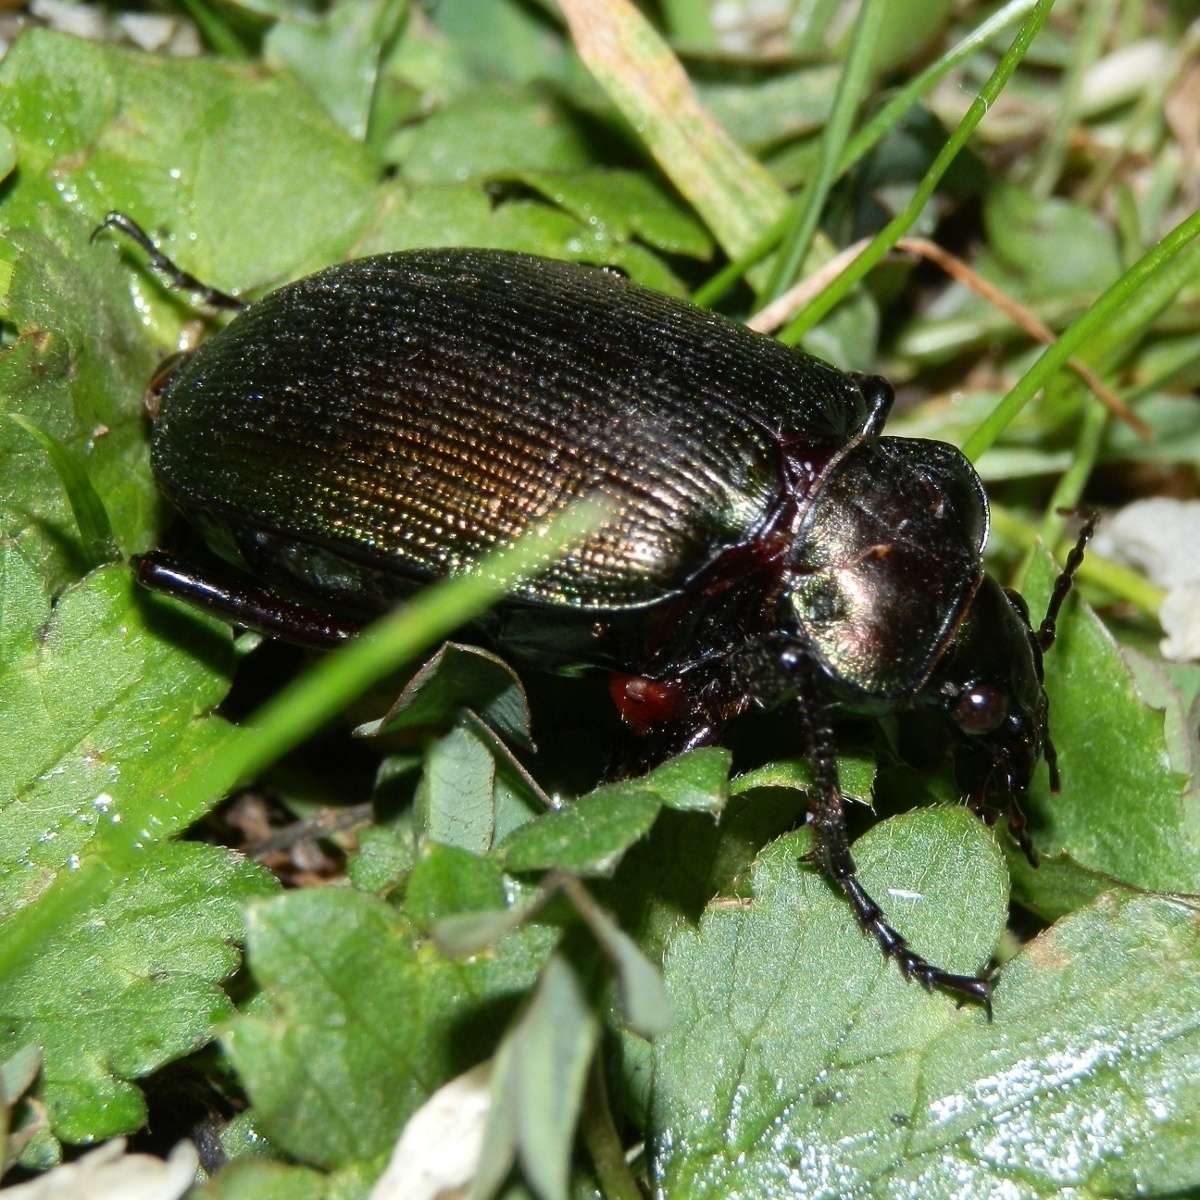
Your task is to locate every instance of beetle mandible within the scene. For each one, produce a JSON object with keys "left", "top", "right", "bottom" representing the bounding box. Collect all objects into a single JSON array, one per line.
[{"left": 95, "top": 212, "right": 1093, "bottom": 1015}]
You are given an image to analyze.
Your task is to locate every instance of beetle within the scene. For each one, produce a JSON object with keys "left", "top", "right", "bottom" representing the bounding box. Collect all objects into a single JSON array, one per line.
[{"left": 95, "top": 212, "right": 1093, "bottom": 1014}]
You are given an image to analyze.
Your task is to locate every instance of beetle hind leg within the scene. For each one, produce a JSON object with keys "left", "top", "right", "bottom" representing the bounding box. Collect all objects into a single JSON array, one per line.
[{"left": 791, "top": 646, "right": 993, "bottom": 1016}]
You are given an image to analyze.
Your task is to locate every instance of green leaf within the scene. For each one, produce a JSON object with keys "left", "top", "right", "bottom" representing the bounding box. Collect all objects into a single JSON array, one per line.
[
  {"left": 6, "top": 413, "right": 118, "bottom": 569},
  {"left": 511, "top": 169, "right": 712, "bottom": 259},
  {"left": 416, "top": 720, "right": 500, "bottom": 856},
  {"left": 0, "top": 1043, "right": 41, "bottom": 1170},
  {"left": 984, "top": 181, "right": 1122, "bottom": 296},
  {"left": 566, "top": 888, "right": 672, "bottom": 1038},
  {"left": 871, "top": 0, "right": 956, "bottom": 71},
  {"left": 595, "top": 754, "right": 868, "bottom": 965},
  {"left": 194, "top": 1160, "right": 329, "bottom": 1200},
  {"left": 1105, "top": 391, "right": 1200, "bottom": 467},
  {"left": 224, "top": 888, "right": 556, "bottom": 1170},
  {"left": 476, "top": 954, "right": 599, "bottom": 1200},
  {"left": 1004, "top": 847, "right": 1134, "bottom": 923},
  {"left": 0, "top": 218, "right": 161, "bottom": 588},
  {"left": 731, "top": 753, "right": 876, "bottom": 805},
  {"left": 0, "top": 539, "right": 47, "bottom": 665},
  {"left": 500, "top": 786, "right": 661, "bottom": 877},
  {"left": 434, "top": 906, "right": 532, "bottom": 958},
  {"left": 501, "top": 749, "right": 731, "bottom": 874},
  {"left": 265, "top": 0, "right": 407, "bottom": 142},
  {"left": 394, "top": 85, "right": 595, "bottom": 185},
  {"left": 0, "top": 122, "right": 16, "bottom": 186},
  {"left": 345, "top": 822, "right": 416, "bottom": 896},
  {"left": 1123, "top": 648, "right": 1200, "bottom": 789},
  {"left": 694, "top": 66, "right": 837, "bottom": 149},
  {"left": 908, "top": 893, "right": 1200, "bottom": 1196},
  {"left": 0, "top": 842, "right": 275, "bottom": 1144},
  {"left": 1019, "top": 547, "right": 1199, "bottom": 905},
  {"left": 0, "top": 1045, "right": 39, "bottom": 1108},
  {"left": 651, "top": 808, "right": 1200, "bottom": 1196},
  {"left": 0, "top": 29, "right": 377, "bottom": 303},
  {"left": 358, "top": 181, "right": 689, "bottom": 294},
  {"left": 0, "top": 565, "right": 234, "bottom": 918},
  {"left": 405, "top": 841, "right": 507, "bottom": 934},
  {"left": 640, "top": 747, "right": 731, "bottom": 814},
  {"left": 426, "top": 0, "right": 575, "bottom": 92},
  {"left": 652, "top": 808, "right": 1008, "bottom": 1196},
  {"left": 358, "top": 641, "right": 532, "bottom": 746}
]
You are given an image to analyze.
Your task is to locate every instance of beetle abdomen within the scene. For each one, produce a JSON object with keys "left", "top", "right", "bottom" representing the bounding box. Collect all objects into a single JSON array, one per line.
[{"left": 154, "top": 249, "right": 873, "bottom": 610}]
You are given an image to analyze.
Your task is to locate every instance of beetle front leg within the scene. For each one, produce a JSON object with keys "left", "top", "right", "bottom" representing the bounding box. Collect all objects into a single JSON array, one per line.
[
  {"left": 789, "top": 651, "right": 993, "bottom": 1015},
  {"left": 1003, "top": 792, "right": 1038, "bottom": 868}
]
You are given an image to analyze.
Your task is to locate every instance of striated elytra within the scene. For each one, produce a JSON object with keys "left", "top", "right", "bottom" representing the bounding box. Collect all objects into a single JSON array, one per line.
[{"left": 98, "top": 214, "right": 1093, "bottom": 1014}]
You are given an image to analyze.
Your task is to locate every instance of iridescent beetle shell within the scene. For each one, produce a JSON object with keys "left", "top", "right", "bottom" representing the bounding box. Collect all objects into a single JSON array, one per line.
[{"left": 152, "top": 251, "right": 878, "bottom": 614}]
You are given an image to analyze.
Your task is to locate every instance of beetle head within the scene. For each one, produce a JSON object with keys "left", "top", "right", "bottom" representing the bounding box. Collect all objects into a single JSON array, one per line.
[
  {"left": 927, "top": 515, "right": 1096, "bottom": 821},
  {"left": 927, "top": 573, "right": 1047, "bottom": 804}
]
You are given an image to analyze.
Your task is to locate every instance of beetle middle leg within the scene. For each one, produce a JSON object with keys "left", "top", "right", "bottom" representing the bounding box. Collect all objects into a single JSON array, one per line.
[{"left": 787, "top": 643, "right": 994, "bottom": 1015}]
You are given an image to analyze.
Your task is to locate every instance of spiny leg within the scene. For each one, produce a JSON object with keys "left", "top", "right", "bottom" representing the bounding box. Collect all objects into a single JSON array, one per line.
[
  {"left": 91, "top": 211, "right": 246, "bottom": 311},
  {"left": 787, "top": 643, "right": 993, "bottom": 1015}
]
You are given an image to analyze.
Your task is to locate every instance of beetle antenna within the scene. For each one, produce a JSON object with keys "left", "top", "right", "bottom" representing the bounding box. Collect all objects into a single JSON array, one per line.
[
  {"left": 1037, "top": 511, "right": 1099, "bottom": 652},
  {"left": 786, "top": 640, "right": 993, "bottom": 1016},
  {"left": 91, "top": 211, "right": 245, "bottom": 311}
]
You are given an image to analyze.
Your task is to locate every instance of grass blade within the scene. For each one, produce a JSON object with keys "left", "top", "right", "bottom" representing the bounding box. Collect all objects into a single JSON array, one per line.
[
  {"left": 0, "top": 500, "right": 607, "bottom": 990},
  {"left": 762, "top": 0, "right": 886, "bottom": 301},
  {"left": 776, "top": 0, "right": 1056, "bottom": 346},
  {"left": 559, "top": 0, "right": 786, "bottom": 259},
  {"left": 691, "top": 0, "right": 1041, "bottom": 308},
  {"left": 961, "top": 205, "right": 1200, "bottom": 462}
]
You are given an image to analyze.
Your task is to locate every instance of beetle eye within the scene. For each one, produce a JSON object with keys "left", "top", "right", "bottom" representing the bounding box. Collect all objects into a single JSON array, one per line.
[{"left": 952, "top": 684, "right": 1008, "bottom": 735}]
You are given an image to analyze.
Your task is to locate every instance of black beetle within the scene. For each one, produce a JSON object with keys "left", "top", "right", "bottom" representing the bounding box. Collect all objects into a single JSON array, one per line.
[{"left": 95, "top": 212, "right": 1092, "bottom": 1014}]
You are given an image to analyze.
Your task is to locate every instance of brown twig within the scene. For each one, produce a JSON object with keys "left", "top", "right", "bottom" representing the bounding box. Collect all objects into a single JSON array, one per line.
[
  {"left": 245, "top": 802, "right": 374, "bottom": 860},
  {"left": 747, "top": 236, "right": 1153, "bottom": 442}
]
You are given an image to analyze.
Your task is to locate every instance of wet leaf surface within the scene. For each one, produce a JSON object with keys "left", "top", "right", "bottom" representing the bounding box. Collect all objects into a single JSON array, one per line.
[{"left": 652, "top": 809, "right": 1200, "bottom": 1199}]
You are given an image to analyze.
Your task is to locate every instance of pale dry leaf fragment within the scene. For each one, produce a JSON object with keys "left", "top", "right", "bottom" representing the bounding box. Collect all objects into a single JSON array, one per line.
[
  {"left": 1094, "top": 498, "right": 1200, "bottom": 661},
  {"left": 369, "top": 1060, "right": 494, "bottom": 1200},
  {"left": 1081, "top": 39, "right": 1173, "bottom": 113},
  {"left": 1160, "top": 584, "right": 1200, "bottom": 662},
  {"left": 0, "top": 1138, "right": 198, "bottom": 1200}
]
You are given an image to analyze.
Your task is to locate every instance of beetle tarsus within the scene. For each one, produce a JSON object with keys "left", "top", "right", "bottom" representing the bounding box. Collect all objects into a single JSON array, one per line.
[
  {"left": 839, "top": 872, "right": 993, "bottom": 1016},
  {"left": 92, "top": 211, "right": 245, "bottom": 311}
]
